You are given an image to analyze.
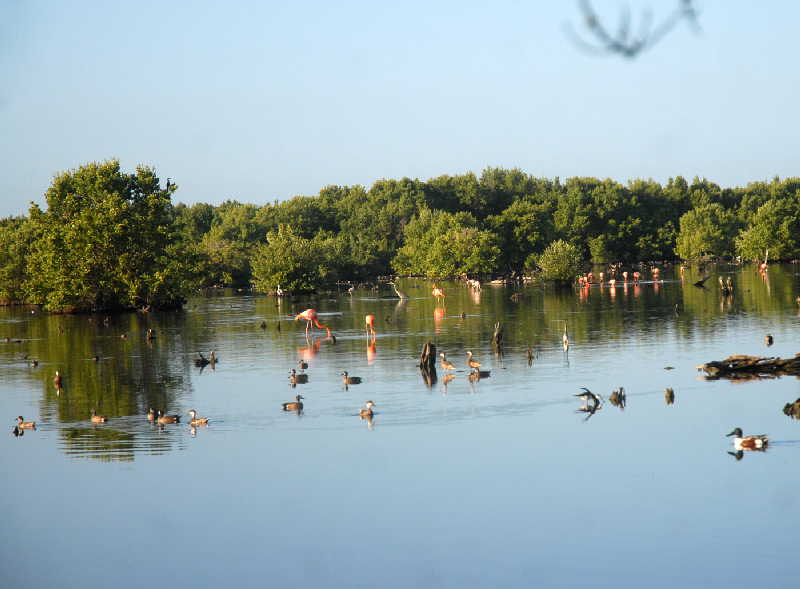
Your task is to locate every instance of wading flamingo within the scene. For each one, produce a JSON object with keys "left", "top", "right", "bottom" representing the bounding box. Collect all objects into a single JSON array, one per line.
[
  {"left": 294, "top": 309, "right": 331, "bottom": 337},
  {"left": 432, "top": 285, "right": 445, "bottom": 303},
  {"left": 365, "top": 314, "right": 376, "bottom": 336}
]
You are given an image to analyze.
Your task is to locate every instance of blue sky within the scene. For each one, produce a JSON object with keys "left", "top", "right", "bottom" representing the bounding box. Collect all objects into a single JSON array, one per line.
[{"left": 1, "top": 0, "right": 798, "bottom": 217}]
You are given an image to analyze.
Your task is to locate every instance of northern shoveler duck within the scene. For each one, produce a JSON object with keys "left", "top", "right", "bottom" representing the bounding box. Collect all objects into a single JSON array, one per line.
[
  {"left": 90, "top": 409, "right": 107, "bottom": 423},
  {"left": 466, "top": 350, "right": 480, "bottom": 369},
  {"left": 342, "top": 371, "right": 362, "bottom": 385},
  {"left": 439, "top": 352, "right": 456, "bottom": 371},
  {"left": 187, "top": 409, "right": 209, "bottom": 425},
  {"left": 359, "top": 400, "right": 376, "bottom": 418},
  {"left": 282, "top": 395, "right": 304, "bottom": 412},
  {"left": 157, "top": 410, "right": 181, "bottom": 424},
  {"left": 726, "top": 428, "right": 768, "bottom": 450},
  {"left": 16, "top": 416, "right": 36, "bottom": 429}
]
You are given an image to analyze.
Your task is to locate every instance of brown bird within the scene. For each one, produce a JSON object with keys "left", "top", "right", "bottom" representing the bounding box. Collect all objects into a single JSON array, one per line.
[
  {"left": 765, "top": 334, "right": 774, "bottom": 346},
  {"left": 359, "top": 400, "right": 376, "bottom": 418},
  {"left": 665, "top": 387, "right": 675, "bottom": 405},
  {"left": 439, "top": 352, "right": 456, "bottom": 371},
  {"left": 90, "top": 409, "right": 107, "bottom": 423},
  {"left": 16, "top": 416, "right": 36, "bottom": 429},
  {"left": 53, "top": 371, "right": 62, "bottom": 388},
  {"left": 342, "top": 371, "right": 362, "bottom": 385},
  {"left": 187, "top": 409, "right": 209, "bottom": 425},
  {"left": 157, "top": 410, "right": 180, "bottom": 424},
  {"left": 147, "top": 408, "right": 156, "bottom": 422},
  {"left": 466, "top": 351, "right": 481, "bottom": 369},
  {"left": 282, "top": 395, "right": 304, "bottom": 412}
]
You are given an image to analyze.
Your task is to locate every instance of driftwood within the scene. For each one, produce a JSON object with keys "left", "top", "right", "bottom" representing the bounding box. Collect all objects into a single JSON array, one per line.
[
  {"left": 698, "top": 353, "right": 800, "bottom": 380},
  {"left": 492, "top": 322, "right": 503, "bottom": 352}
]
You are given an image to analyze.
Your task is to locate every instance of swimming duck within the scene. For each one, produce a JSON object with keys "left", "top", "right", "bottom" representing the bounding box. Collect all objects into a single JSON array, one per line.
[
  {"left": 726, "top": 428, "right": 768, "bottom": 450},
  {"left": 342, "top": 371, "right": 362, "bottom": 385},
  {"left": 282, "top": 395, "right": 304, "bottom": 411},
  {"left": 359, "top": 400, "right": 376, "bottom": 418},
  {"left": 609, "top": 387, "right": 626, "bottom": 408},
  {"left": 90, "top": 409, "right": 107, "bottom": 423},
  {"left": 187, "top": 409, "right": 209, "bottom": 425},
  {"left": 466, "top": 350, "right": 481, "bottom": 369},
  {"left": 288, "top": 369, "right": 309, "bottom": 386},
  {"left": 16, "top": 416, "right": 36, "bottom": 429},
  {"left": 439, "top": 352, "right": 456, "bottom": 371},
  {"left": 157, "top": 410, "right": 181, "bottom": 424},
  {"left": 298, "top": 359, "right": 308, "bottom": 371},
  {"left": 664, "top": 387, "right": 675, "bottom": 405},
  {"left": 765, "top": 334, "right": 774, "bottom": 346},
  {"left": 147, "top": 408, "right": 156, "bottom": 422}
]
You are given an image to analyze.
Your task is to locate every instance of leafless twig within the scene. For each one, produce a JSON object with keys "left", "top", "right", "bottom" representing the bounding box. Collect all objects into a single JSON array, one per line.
[{"left": 565, "top": 0, "right": 700, "bottom": 59}]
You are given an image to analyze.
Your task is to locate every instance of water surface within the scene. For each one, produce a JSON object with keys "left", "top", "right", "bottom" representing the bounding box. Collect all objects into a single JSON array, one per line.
[{"left": 3, "top": 265, "right": 800, "bottom": 588}]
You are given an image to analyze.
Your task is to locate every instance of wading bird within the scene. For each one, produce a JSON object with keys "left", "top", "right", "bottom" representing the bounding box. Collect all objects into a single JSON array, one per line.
[
  {"left": 439, "top": 352, "right": 456, "bottom": 371},
  {"left": 365, "top": 314, "right": 376, "bottom": 336},
  {"left": 387, "top": 282, "right": 408, "bottom": 300},
  {"left": 432, "top": 285, "right": 445, "bottom": 303},
  {"left": 294, "top": 309, "right": 331, "bottom": 337},
  {"left": 466, "top": 350, "right": 481, "bottom": 369}
]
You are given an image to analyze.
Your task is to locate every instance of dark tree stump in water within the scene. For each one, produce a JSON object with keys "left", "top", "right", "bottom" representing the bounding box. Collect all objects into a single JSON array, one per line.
[{"left": 419, "top": 341, "right": 438, "bottom": 387}]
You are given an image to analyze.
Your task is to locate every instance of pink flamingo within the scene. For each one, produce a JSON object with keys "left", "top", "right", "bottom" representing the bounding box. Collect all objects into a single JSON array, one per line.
[
  {"left": 365, "top": 314, "right": 376, "bottom": 336},
  {"left": 432, "top": 285, "right": 445, "bottom": 303},
  {"left": 294, "top": 309, "right": 331, "bottom": 337}
]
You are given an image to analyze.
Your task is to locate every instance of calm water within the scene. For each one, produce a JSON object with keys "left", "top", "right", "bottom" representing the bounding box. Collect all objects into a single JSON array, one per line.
[{"left": 2, "top": 265, "right": 800, "bottom": 588}]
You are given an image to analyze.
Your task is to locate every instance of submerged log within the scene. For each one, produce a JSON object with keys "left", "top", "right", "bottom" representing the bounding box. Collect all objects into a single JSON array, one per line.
[{"left": 698, "top": 353, "right": 800, "bottom": 380}]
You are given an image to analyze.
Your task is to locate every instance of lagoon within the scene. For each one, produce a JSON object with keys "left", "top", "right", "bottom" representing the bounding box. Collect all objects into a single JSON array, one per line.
[{"left": 2, "top": 265, "right": 799, "bottom": 588}]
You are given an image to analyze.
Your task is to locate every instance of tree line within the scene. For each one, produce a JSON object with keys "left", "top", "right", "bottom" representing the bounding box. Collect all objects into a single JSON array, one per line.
[{"left": 1, "top": 160, "right": 798, "bottom": 311}]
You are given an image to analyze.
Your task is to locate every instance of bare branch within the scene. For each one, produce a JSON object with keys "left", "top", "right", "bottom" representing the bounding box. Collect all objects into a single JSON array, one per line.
[{"left": 567, "top": 0, "right": 701, "bottom": 59}]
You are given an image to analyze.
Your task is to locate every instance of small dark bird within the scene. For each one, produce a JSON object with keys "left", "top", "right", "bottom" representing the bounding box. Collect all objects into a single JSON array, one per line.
[
  {"left": 693, "top": 276, "right": 710, "bottom": 288},
  {"left": 12, "top": 425, "right": 23, "bottom": 437},
  {"left": 609, "top": 387, "right": 626, "bottom": 409},
  {"left": 29, "top": 360, "right": 38, "bottom": 367},
  {"left": 765, "top": 334, "right": 774, "bottom": 346},
  {"left": 146, "top": 328, "right": 156, "bottom": 341},
  {"left": 665, "top": 387, "right": 675, "bottom": 405},
  {"left": 157, "top": 410, "right": 180, "bottom": 424},
  {"left": 282, "top": 395, "right": 304, "bottom": 412},
  {"left": 298, "top": 359, "right": 308, "bottom": 371},
  {"left": 526, "top": 347, "right": 534, "bottom": 366},
  {"left": 260, "top": 321, "right": 267, "bottom": 329},
  {"left": 342, "top": 371, "right": 362, "bottom": 385}
]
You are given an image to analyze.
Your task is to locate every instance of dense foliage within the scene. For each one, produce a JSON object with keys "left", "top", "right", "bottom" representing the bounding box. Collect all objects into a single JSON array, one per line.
[
  {"left": 2, "top": 162, "right": 799, "bottom": 304},
  {"left": 21, "top": 160, "right": 195, "bottom": 312}
]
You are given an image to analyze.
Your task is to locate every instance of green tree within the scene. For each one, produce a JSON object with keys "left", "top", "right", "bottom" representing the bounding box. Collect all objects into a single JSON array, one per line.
[
  {"left": 0, "top": 216, "right": 33, "bottom": 304},
  {"left": 735, "top": 197, "right": 800, "bottom": 261},
  {"left": 533, "top": 239, "right": 584, "bottom": 283},
  {"left": 251, "top": 224, "right": 340, "bottom": 293},
  {"left": 23, "top": 160, "right": 194, "bottom": 312},
  {"left": 674, "top": 203, "right": 736, "bottom": 260}
]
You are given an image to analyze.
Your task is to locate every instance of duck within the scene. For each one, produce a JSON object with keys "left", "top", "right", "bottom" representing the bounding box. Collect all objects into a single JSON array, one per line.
[
  {"left": 157, "top": 410, "right": 181, "bottom": 424},
  {"left": 664, "top": 387, "right": 675, "bottom": 405},
  {"left": 439, "top": 352, "right": 456, "bottom": 371},
  {"left": 765, "top": 334, "right": 774, "bottom": 346},
  {"left": 53, "top": 371, "right": 62, "bottom": 388},
  {"left": 726, "top": 427, "right": 768, "bottom": 450},
  {"left": 359, "top": 400, "right": 376, "bottom": 419},
  {"left": 147, "top": 408, "right": 156, "bottom": 422},
  {"left": 609, "top": 387, "right": 626, "bottom": 408},
  {"left": 16, "top": 416, "right": 36, "bottom": 429},
  {"left": 342, "top": 371, "right": 362, "bottom": 385},
  {"left": 466, "top": 350, "right": 481, "bottom": 369},
  {"left": 187, "top": 409, "right": 209, "bottom": 425},
  {"left": 90, "top": 409, "right": 107, "bottom": 423},
  {"left": 282, "top": 395, "right": 304, "bottom": 411},
  {"left": 146, "top": 328, "right": 156, "bottom": 341},
  {"left": 298, "top": 359, "right": 308, "bottom": 371},
  {"left": 574, "top": 387, "right": 602, "bottom": 408}
]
